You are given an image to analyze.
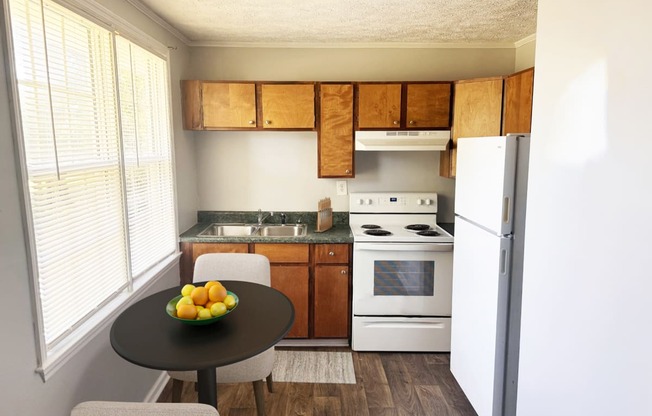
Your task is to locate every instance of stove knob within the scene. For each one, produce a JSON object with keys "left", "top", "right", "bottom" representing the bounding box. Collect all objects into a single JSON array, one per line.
[
  {"left": 357, "top": 198, "right": 364, "bottom": 205},
  {"left": 416, "top": 199, "right": 423, "bottom": 205},
  {"left": 425, "top": 199, "right": 432, "bottom": 205},
  {"left": 366, "top": 199, "right": 373, "bottom": 205}
]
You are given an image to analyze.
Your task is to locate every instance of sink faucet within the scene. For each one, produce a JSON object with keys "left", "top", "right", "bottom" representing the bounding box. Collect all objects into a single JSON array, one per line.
[
  {"left": 280, "top": 213, "right": 287, "bottom": 225},
  {"left": 257, "top": 209, "right": 274, "bottom": 225}
]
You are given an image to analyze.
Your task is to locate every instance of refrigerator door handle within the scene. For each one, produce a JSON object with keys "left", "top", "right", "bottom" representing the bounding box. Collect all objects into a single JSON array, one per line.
[
  {"left": 503, "top": 196, "right": 511, "bottom": 224},
  {"left": 500, "top": 248, "right": 508, "bottom": 274}
]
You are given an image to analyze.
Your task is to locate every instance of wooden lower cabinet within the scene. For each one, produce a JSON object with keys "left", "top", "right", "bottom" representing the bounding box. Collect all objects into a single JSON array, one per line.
[
  {"left": 314, "top": 243, "right": 350, "bottom": 338},
  {"left": 314, "top": 265, "right": 349, "bottom": 338},
  {"left": 270, "top": 265, "right": 310, "bottom": 338},
  {"left": 181, "top": 241, "right": 351, "bottom": 339},
  {"left": 254, "top": 243, "right": 310, "bottom": 338}
]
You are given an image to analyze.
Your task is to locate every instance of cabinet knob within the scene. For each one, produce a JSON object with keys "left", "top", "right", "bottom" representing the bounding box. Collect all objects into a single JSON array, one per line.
[
  {"left": 409, "top": 120, "right": 415, "bottom": 125},
  {"left": 265, "top": 120, "right": 271, "bottom": 125},
  {"left": 340, "top": 269, "right": 347, "bottom": 275},
  {"left": 392, "top": 120, "right": 399, "bottom": 125},
  {"left": 328, "top": 251, "right": 335, "bottom": 256},
  {"left": 345, "top": 169, "right": 351, "bottom": 174},
  {"left": 248, "top": 120, "right": 255, "bottom": 125}
]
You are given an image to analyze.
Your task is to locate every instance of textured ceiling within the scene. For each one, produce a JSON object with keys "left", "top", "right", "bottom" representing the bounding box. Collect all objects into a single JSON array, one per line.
[{"left": 130, "top": 0, "right": 538, "bottom": 46}]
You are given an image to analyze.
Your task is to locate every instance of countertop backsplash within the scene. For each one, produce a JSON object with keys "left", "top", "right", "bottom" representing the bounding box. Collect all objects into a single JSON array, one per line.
[{"left": 197, "top": 211, "right": 349, "bottom": 226}]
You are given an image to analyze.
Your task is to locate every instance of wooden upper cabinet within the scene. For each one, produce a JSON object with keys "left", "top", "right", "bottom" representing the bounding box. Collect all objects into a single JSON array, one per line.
[
  {"left": 405, "top": 83, "right": 452, "bottom": 128},
  {"left": 202, "top": 82, "right": 257, "bottom": 129},
  {"left": 357, "top": 83, "right": 402, "bottom": 128},
  {"left": 440, "top": 77, "right": 504, "bottom": 178},
  {"left": 318, "top": 84, "right": 354, "bottom": 178},
  {"left": 260, "top": 84, "right": 315, "bottom": 129},
  {"left": 452, "top": 77, "right": 504, "bottom": 144},
  {"left": 502, "top": 67, "right": 534, "bottom": 134}
]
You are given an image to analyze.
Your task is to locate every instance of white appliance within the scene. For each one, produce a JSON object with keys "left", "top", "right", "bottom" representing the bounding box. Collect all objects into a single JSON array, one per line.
[
  {"left": 450, "top": 134, "right": 530, "bottom": 416},
  {"left": 349, "top": 192, "right": 455, "bottom": 352}
]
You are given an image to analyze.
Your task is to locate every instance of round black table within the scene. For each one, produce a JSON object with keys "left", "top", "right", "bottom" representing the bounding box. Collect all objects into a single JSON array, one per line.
[{"left": 110, "top": 280, "right": 294, "bottom": 408}]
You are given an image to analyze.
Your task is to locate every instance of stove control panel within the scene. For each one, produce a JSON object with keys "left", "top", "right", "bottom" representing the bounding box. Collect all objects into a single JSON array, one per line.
[{"left": 350, "top": 192, "right": 438, "bottom": 213}]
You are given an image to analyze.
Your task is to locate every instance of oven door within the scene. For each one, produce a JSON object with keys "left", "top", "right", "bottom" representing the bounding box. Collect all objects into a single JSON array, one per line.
[{"left": 352, "top": 242, "right": 453, "bottom": 316}]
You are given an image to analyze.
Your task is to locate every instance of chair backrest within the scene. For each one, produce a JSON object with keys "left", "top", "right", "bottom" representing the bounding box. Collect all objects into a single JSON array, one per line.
[{"left": 193, "top": 253, "right": 271, "bottom": 287}]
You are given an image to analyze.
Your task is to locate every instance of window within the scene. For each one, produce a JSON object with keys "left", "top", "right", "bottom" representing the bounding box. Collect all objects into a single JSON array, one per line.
[{"left": 6, "top": 0, "right": 177, "bottom": 377}]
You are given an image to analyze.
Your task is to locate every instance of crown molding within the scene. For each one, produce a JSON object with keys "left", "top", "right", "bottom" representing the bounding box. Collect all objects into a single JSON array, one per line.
[
  {"left": 124, "top": 0, "right": 191, "bottom": 45},
  {"left": 188, "top": 40, "right": 522, "bottom": 49},
  {"left": 514, "top": 34, "right": 536, "bottom": 48}
]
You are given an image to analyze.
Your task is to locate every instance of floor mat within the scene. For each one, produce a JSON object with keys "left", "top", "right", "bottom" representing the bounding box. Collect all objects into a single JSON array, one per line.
[{"left": 272, "top": 350, "right": 356, "bottom": 384}]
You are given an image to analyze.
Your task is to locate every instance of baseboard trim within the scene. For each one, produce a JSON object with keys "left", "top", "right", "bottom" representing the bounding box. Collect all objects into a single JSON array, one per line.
[
  {"left": 276, "top": 339, "right": 350, "bottom": 348},
  {"left": 145, "top": 372, "right": 170, "bottom": 403}
]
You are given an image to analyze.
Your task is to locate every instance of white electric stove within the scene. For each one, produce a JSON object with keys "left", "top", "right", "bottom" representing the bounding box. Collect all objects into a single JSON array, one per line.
[{"left": 349, "top": 192, "right": 454, "bottom": 352}]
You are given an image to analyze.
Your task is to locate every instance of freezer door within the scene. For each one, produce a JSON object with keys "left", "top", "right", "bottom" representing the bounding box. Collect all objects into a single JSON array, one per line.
[
  {"left": 455, "top": 136, "right": 517, "bottom": 235},
  {"left": 450, "top": 216, "right": 511, "bottom": 416}
]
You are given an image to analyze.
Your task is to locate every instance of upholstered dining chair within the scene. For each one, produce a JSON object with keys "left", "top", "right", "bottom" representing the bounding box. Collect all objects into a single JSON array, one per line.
[
  {"left": 71, "top": 401, "right": 219, "bottom": 415},
  {"left": 168, "top": 253, "right": 275, "bottom": 416}
]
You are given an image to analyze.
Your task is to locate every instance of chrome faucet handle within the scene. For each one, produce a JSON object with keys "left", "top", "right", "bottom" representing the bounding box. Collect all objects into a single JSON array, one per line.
[{"left": 280, "top": 213, "right": 287, "bottom": 225}]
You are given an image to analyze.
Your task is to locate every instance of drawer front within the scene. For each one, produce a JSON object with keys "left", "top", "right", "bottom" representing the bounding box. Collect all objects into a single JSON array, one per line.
[
  {"left": 254, "top": 243, "right": 310, "bottom": 263},
  {"left": 315, "top": 244, "right": 349, "bottom": 264},
  {"left": 192, "top": 243, "right": 249, "bottom": 262}
]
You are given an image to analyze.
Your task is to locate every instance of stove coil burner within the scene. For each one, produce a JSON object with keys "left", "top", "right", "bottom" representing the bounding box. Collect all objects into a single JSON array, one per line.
[
  {"left": 405, "top": 224, "right": 431, "bottom": 231},
  {"left": 417, "top": 230, "right": 441, "bottom": 237},
  {"left": 361, "top": 224, "right": 382, "bottom": 229},
  {"left": 363, "top": 229, "right": 392, "bottom": 236}
]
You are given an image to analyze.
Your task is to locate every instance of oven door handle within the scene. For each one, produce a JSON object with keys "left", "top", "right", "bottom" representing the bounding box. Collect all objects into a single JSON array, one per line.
[{"left": 355, "top": 243, "right": 453, "bottom": 252}]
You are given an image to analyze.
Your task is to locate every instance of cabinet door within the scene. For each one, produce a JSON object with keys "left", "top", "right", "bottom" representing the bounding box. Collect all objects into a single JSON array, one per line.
[
  {"left": 406, "top": 83, "right": 452, "bottom": 128},
  {"left": 357, "top": 83, "right": 402, "bottom": 128},
  {"left": 502, "top": 67, "right": 534, "bottom": 134},
  {"left": 440, "top": 77, "right": 504, "bottom": 178},
  {"left": 318, "top": 84, "right": 354, "bottom": 178},
  {"left": 202, "top": 82, "right": 257, "bottom": 129},
  {"left": 271, "top": 265, "right": 309, "bottom": 338},
  {"left": 314, "top": 265, "right": 350, "bottom": 338},
  {"left": 261, "top": 84, "right": 315, "bottom": 129}
]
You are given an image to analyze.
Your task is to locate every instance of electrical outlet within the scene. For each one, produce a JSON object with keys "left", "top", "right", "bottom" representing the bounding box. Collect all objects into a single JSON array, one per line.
[{"left": 336, "top": 181, "right": 348, "bottom": 196}]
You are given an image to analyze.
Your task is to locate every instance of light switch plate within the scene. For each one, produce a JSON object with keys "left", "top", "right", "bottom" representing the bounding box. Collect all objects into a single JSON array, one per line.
[{"left": 336, "top": 181, "right": 348, "bottom": 195}]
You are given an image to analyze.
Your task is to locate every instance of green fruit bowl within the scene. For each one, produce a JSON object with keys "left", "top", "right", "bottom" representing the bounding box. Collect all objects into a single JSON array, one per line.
[{"left": 166, "top": 291, "right": 239, "bottom": 326}]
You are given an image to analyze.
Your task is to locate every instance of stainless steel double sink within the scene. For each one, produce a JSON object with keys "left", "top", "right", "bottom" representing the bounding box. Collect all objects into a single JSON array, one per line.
[{"left": 197, "top": 223, "right": 307, "bottom": 238}]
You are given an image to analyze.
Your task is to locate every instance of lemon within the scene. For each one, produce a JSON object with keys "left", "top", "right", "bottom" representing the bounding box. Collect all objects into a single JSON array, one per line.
[
  {"left": 197, "top": 308, "right": 212, "bottom": 320},
  {"left": 223, "top": 294, "right": 236, "bottom": 310},
  {"left": 210, "top": 302, "right": 227, "bottom": 317},
  {"left": 181, "top": 284, "right": 195, "bottom": 297},
  {"left": 176, "top": 295, "right": 194, "bottom": 311}
]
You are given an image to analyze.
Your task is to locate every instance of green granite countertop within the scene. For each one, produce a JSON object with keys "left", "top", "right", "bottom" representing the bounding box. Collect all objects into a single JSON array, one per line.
[{"left": 179, "top": 211, "right": 353, "bottom": 244}]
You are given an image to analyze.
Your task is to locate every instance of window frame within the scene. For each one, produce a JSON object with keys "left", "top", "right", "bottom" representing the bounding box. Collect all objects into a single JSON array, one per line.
[{"left": 2, "top": 0, "right": 180, "bottom": 381}]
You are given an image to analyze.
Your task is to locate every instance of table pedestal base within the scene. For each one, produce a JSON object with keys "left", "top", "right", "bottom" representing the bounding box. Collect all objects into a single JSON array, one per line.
[{"left": 197, "top": 368, "right": 217, "bottom": 408}]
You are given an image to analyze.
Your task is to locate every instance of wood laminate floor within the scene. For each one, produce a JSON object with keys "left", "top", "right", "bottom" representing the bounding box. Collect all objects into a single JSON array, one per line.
[{"left": 157, "top": 348, "right": 478, "bottom": 416}]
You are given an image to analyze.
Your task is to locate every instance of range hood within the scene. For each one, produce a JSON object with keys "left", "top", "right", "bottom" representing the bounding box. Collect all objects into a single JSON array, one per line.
[{"left": 355, "top": 130, "right": 451, "bottom": 151}]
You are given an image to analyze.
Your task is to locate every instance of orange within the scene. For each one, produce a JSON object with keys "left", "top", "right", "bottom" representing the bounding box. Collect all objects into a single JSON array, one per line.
[
  {"left": 208, "top": 284, "right": 227, "bottom": 302},
  {"left": 205, "top": 300, "right": 215, "bottom": 310},
  {"left": 176, "top": 303, "right": 197, "bottom": 320},
  {"left": 204, "top": 280, "right": 222, "bottom": 291},
  {"left": 190, "top": 286, "right": 208, "bottom": 306}
]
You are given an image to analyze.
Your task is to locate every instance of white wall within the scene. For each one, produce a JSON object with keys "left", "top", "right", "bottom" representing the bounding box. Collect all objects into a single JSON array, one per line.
[
  {"left": 188, "top": 46, "right": 519, "bottom": 223},
  {"left": 517, "top": 1, "right": 652, "bottom": 415},
  {"left": 0, "top": 1, "right": 196, "bottom": 414},
  {"left": 515, "top": 38, "right": 536, "bottom": 72}
]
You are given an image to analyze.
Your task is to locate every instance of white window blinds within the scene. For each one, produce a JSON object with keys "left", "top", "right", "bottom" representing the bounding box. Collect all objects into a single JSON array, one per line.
[{"left": 8, "top": 0, "right": 176, "bottom": 352}]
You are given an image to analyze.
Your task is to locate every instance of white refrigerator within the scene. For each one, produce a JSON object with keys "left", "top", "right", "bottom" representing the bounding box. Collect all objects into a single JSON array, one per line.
[{"left": 450, "top": 134, "right": 530, "bottom": 416}]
